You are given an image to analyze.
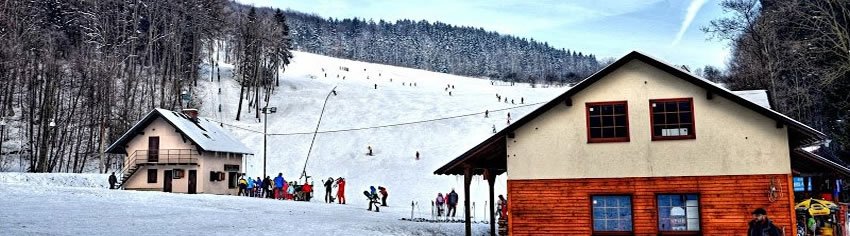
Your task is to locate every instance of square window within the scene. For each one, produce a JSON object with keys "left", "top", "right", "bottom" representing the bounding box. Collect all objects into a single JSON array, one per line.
[
  {"left": 650, "top": 98, "right": 696, "bottom": 140},
  {"left": 657, "top": 194, "right": 700, "bottom": 232},
  {"left": 592, "top": 195, "right": 633, "bottom": 233},
  {"left": 586, "top": 101, "right": 629, "bottom": 143},
  {"left": 147, "top": 169, "right": 157, "bottom": 183}
]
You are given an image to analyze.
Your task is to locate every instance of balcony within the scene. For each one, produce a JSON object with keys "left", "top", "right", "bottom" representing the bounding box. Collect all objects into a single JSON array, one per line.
[{"left": 128, "top": 149, "right": 200, "bottom": 166}]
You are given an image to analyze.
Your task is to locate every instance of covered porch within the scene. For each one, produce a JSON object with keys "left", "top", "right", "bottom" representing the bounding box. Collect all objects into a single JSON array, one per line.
[{"left": 434, "top": 133, "right": 508, "bottom": 236}]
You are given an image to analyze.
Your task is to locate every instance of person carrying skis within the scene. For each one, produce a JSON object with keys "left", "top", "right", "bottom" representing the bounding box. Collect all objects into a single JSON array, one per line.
[
  {"left": 274, "top": 173, "right": 285, "bottom": 200},
  {"left": 324, "top": 177, "right": 335, "bottom": 203},
  {"left": 108, "top": 172, "right": 117, "bottom": 189},
  {"left": 336, "top": 177, "right": 346, "bottom": 204},
  {"left": 378, "top": 186, "right": 388, "bottom": 206},
  {"left": 435, "top": 193, "right": 445, "bottom": 217},
  {"left": 448, "top": 189, "right": 459, "bottom": 217}
]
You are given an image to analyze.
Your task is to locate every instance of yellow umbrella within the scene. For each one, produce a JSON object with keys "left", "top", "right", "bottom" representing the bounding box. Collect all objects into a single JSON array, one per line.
[{"left": 795, "top": 198, "right": 839, "bottom": 216}]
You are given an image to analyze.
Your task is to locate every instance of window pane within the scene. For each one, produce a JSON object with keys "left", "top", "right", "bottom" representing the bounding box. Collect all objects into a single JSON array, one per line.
[
  {"left": 589, "top": 106, "right": 601, "bottom": 116},
  {"left": 678, "top": 101, "right": 691, "bottom": 111},
  {"left": 602, "top": 116, "right": 614, "bottom": 126},
  {"left": 658, "top": 194, "right": 699, "bottom": 232},
  {"left": 653, "top": 113, "right": 665, "bottom": 124},
  {"left": 665, "top": 102, "right": 677, "bottom": 112},
  {"left": 665, "top": 113, "right": 679, "bottom": 124},
  {"left": 590, "top": 116, "right": 601, "bottom": 127},
  {"left": 602, "top": 128, "right": 615, "bottom": 138},
  {"left": 615, "top": 115, "right": 627, "bottom": 126},
  {"left": 679, "top": 112, "right": 692, "bottom": 123},
  {"left": 590, "top": 128, "right": 602, "bottom": 138},
  {"left": 593, "top": 196, "right": 632, "bottom": 232},
  {"left": 652, "top": 102, "right": 663, "bottom": 113},
  {"left": 601, "top": 105, "right": 614, "bottom": 115},
  {"left": 614, "top": 104, "right": 626, "bottom": 114},
  {"left": 615, "top": 127, "right": 627, "bottom": 137}
]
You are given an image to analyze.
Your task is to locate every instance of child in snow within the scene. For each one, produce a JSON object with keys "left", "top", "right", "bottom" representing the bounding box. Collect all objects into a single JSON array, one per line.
[{"left": 436, "top": 193, "right": 446, "bottom": 217}]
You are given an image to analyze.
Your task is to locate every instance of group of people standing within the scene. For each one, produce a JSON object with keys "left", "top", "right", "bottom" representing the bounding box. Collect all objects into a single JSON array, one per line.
[
  {"left": 435, "top": 189, "right": 460, "bottom": 218},
  {"left": 323, "top": 177, "right": 347, "bottom": 204},
  {"left": 236, "top": 173, "right": 313, "bottom": 201}
]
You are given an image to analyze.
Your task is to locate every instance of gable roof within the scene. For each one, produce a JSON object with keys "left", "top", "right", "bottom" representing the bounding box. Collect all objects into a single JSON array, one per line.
[
  {"left": 435, "top": 51, "right": 825, "bottom": 175},
  {"left": 106, "top": 108, "right": 253, "bottom": 155}
]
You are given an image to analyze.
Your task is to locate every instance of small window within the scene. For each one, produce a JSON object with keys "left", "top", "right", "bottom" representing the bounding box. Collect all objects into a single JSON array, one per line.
[
  {"left": 650, "top": 98, "right": 695, "bottom": 140},
  {"left": 147, "top": 169, "right": 157, "bottom": 183},
  {"left": 586, "top": 101, "right": 630, "bottom": 143},
  {"left": 657, "top": 194, "right": 700, "bottom": 233},
  {"left": 592, "top": 195, "right": 633, "bottom": 234}
]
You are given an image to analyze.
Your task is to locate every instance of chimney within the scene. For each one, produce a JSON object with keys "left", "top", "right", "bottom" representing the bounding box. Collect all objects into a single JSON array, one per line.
[{"left": 182, "top": 109, "right": 199, "bottom": 122}]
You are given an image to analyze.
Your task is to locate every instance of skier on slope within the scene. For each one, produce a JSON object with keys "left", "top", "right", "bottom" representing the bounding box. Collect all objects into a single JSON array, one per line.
[
  {"left": 336, "top": 177, "right": 346, "bottom": 204},
  {"left": 366, "top": 186, "right": 380, "bottom": 211},
  {"left": 415, "top": 151, "right": 420, "bottom": 160},
  {"left": 324, "top": 177, "right": 335, "bottom": 203}
]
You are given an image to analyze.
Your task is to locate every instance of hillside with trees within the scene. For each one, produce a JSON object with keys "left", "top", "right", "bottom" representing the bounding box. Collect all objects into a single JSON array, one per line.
[
  {"left": 279, "top": 10, "right": 601, "bottom": 84},
  {"left": 703, "top": 0, "right": 850, "bottom": 158}
]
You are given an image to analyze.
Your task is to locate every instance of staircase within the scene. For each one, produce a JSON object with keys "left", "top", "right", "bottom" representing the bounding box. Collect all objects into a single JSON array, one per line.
[{"left": 117, "top": 149, "right": 200, "bottom": 189}]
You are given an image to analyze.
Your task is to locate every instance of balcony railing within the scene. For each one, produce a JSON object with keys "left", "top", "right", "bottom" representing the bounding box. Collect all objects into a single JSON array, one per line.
[{"left": 127, "top": 149, "right": 200, "bottom": 166}]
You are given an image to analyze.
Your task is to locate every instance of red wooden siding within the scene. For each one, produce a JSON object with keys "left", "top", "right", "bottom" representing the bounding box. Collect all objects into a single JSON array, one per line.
[{"left": 507, "top": 174, "right": 795, "bottom": 235}]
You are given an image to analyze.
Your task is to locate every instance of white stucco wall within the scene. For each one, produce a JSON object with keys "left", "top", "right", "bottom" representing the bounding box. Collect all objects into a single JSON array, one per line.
[{"left": 506, "top": 60, "right": 791, "bottom": 180}]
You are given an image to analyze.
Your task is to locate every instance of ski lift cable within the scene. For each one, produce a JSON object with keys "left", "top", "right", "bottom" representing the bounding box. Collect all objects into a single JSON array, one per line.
[{"left": 210, "top": 101, "right": 544, "bottom": 136}]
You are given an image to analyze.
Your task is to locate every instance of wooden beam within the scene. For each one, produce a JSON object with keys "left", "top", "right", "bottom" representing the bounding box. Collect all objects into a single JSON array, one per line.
[
  {"left": 485, "top": 169, "right": 496, "bottom": 236},
  {"left": 706, "top": 91, "right": 714, "bottom": 100},
  {"left": 565, "top": 98, "right": 572, "bottom": 106},
  {"left": 506, "top": 132, "right": 515, "bottom": 138},
  {"left": 464, "top": 165, "right": 472, "bottom": 236},
  {"left": 776, "top": 121, "right": 785, "bottom": 129}
]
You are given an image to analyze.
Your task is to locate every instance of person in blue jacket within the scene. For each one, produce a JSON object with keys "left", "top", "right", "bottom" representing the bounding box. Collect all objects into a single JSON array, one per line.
[
  {"left": 274, "top": 173, "right": 285, "bottom": 200},
  {"left": 246, "top": 177, "right": 255, "bottom": 197}
]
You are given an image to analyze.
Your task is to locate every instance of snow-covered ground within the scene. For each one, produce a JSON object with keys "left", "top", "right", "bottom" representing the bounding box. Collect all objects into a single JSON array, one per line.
[
  {"left": 0, "top": 173, "right": 488, "bottom": 235},
  {"left": 194, "top": 50, "right": 566, "bottom": 210}
]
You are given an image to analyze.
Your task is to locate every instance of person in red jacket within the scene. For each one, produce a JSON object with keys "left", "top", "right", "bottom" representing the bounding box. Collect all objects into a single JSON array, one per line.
[
  {"left": 378, "top": 186, "right": 388, "bottom": 206},
  {"left": 336, "top": 177, "right": 346, "bottom": 204},
  {"left": 302, "top": 182, "right": 313, "bottom": 201}
]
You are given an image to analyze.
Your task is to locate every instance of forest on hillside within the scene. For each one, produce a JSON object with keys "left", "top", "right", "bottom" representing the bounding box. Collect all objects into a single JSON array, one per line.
[
  {"left": 0, "top": 0, "right": 600, "bottom": 173},
  {"left": 704, "top": 0, "right": 850, "bottom": 158},
  {"left": 0, "top": 0, "right": 292, "bottom": 173},
  {"left": 279, "top": 10, "right": 601, "bottom": 84}
]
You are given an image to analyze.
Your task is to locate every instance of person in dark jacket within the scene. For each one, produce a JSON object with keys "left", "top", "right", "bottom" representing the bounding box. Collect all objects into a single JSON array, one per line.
[
  {"left": 262, "top": 176, "right": 272, "bottom": 198},
  {"left": 108, "top": 172, "right": 117, "bottom": 189},
  {"left": 378, "top": 186, "right": 388, "bottom": 206},
  {"left": 324, "top": 177, "right": 335, "bottom": 203},
  {"left": 448, "top": 189, "right": 459, "bottom": 217},
  {"left": 747, "top": 208, "right": 781, "bottom": 236}
]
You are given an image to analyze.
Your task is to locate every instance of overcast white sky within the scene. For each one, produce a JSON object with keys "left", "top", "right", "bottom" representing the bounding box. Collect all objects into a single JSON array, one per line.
[{"left": 236, "top": 0, "right": 731, "bottom": 69}]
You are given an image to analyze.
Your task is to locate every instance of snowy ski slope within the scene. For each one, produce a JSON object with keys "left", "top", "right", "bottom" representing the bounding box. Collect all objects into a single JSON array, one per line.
[{"left": 195, "top": 50, "right": 567, "bottom": 213}]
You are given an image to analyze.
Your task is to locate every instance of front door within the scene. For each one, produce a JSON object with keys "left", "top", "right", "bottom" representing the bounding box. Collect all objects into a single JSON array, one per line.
[
  {"left": 163, "top": 170, "right": 172, "bottom": 192},
  {"left": 148, "top": 137, "right": 160, "bottom": 162},
  {"left": 188, "top": 170, "right": 197, "bottom": 194}
]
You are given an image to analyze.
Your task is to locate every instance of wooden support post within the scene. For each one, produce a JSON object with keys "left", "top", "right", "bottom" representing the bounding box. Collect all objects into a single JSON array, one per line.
[
  {"left": 486, "top": 169, "right": 496, "bottom": 236},
  {"left": 464, "top": 165, "right": 472, "bottom": 236}
]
